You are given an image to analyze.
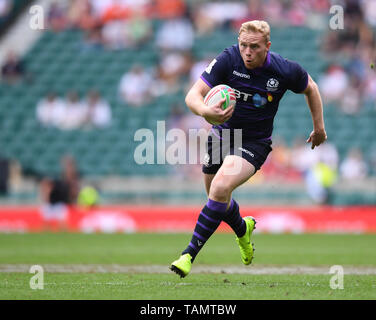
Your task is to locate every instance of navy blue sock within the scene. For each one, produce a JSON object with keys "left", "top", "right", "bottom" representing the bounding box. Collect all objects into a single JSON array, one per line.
[
  {"left": 182, "top": 199, "right": 228, "bottom": 262},
  {"left": 223, "top": 199, "right": 246, "bottom": 238}
]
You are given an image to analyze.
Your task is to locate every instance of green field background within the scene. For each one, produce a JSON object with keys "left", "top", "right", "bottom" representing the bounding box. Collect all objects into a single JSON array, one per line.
[
  {"left": 1, "top": 233, "right": 375, "bottom": 300},
  {"left": 1, "top": 233, "right": 376, "bottom": 265}
]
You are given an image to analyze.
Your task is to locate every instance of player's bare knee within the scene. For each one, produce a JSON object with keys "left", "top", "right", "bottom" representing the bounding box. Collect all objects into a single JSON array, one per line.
[{"left": 209, "top": 176, "right": 233, "bottom": 201}]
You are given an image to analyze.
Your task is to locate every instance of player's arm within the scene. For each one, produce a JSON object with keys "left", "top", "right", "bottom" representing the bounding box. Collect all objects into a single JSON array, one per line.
[
  {"left": 302, "top": 74, "right": 327, "bottom": 149},
  {"left": 185, "top": 78, "right": 234, "bottom": 124}
]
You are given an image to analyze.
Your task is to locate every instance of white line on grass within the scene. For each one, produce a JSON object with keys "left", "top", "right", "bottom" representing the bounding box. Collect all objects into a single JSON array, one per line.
[{"left": 1, "top": 264, "right": 376, "bottom": 275}]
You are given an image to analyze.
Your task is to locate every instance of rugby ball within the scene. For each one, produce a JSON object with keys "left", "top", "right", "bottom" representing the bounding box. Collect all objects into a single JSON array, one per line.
[{"left": 203, "top": 84, "right": 236, "bottom": 125}]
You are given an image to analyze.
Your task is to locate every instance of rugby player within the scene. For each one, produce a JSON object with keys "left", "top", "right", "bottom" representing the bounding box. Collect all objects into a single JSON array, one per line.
[{"left": 170, "top": 20, "right": 327, "bottom": 278}]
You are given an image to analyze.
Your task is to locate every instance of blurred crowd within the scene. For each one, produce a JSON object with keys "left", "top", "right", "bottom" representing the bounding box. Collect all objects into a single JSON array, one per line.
[
  {"left": 42, "top": 0, "right": 376, "bottom": 111},
  {"left": 38, "top": 154, "right": 99, "bottom": 230},
  {"left": 36, "top": 90, "right": 112, "bottom": 130},
  {"left": 41, "top": 0, "right": 375, "bottom": 184},
  {"left": 46, "top": 0, "right": 334, "bottom": 37},
  {"left": 260, "top": 138, "right": 372, "bottom": 204},
  {"left": 46, "top": 0, "right": 184, "bottom": 48},
  {"left": 1, "top": 0, "right": 375, "bottom": 203},
  {"left": 320, "top": 0, "right": 376, "bottom": 114},
  {"left": 3, "top": 0, "right": 374, "bottom": 113},
  {"left": 1, "top": 51, "right": 25, "bottom": 85}
]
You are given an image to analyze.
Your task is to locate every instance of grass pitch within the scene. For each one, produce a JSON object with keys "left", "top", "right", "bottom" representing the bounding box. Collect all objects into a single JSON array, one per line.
[{"left": 0, "top": 233, "right": 376, "bottom": 299}]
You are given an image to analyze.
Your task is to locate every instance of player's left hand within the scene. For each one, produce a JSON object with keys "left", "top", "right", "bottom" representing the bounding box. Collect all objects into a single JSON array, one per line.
[{"left": 306, "top": 129, "right": 327, "bottom": 150}]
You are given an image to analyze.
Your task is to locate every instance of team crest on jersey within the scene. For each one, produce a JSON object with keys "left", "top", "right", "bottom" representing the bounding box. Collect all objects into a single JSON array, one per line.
[{"left": 266, "top": 78, "right": 279, "bottom": 92}]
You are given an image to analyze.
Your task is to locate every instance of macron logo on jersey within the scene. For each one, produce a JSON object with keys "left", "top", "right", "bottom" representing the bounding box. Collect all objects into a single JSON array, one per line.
[
  {"left": 233, "top": 70, "right": 250, "bottom": 79},
  {"left": 238, "top": 147, "right": 255, "bottom": 158}
]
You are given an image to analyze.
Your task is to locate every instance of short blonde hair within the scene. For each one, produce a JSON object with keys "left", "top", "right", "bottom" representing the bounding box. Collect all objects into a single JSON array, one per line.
[{"left": 238, "top": 20, "right": 271, "bottom": 43}]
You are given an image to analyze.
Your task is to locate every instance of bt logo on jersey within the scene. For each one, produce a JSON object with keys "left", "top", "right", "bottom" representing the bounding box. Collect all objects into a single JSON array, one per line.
[
  {"left": 233, "top": 88, "right": 253, "bottom": 102},
  {"left": 233, "top": 89, "right": 268, "bottom": 108},
  {"left": 252, "top": 94, "right": 268, "bottom": 108}
]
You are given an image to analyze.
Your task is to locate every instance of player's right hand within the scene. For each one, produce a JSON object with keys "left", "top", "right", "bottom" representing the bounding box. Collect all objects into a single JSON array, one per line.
[{"left": 203, "top": 98, "right": 235, "bottom": 124}]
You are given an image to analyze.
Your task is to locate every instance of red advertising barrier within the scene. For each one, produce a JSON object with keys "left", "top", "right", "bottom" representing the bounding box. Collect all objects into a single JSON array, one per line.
[{"left": 0, "top": 205, "right": 376, "bottom": 233}]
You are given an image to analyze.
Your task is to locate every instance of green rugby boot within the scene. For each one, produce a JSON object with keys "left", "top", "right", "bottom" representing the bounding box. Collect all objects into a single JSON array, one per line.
[
  {"left": 236, "top": 216, "right": 256, "bottom": 265},
  {"left": 170, "top": 253, "right": 192, "bottom": 278}
]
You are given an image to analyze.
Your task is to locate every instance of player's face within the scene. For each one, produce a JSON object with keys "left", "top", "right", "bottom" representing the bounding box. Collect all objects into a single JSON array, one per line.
[{"left": 238, "top": 31, "right": 271, "bottom": 69}]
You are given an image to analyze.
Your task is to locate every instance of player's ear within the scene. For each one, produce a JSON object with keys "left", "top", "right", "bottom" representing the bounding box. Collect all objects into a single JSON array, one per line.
[{"left": 266, "top": 41, "right": 271, "bottom": 50}]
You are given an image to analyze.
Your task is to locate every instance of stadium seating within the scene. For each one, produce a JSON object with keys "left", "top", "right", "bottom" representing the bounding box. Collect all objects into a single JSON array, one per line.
[{"left": 0, "top": 25, "right": 375, "bottom": 194}]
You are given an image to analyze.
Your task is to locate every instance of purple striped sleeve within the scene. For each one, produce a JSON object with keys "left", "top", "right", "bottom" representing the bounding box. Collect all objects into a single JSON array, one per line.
[{"left": 200, "top": 75, "right": 213, "bottom": 88}]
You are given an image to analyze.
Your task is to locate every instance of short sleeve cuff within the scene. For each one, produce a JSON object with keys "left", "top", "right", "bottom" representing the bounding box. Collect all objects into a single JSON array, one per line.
[
  {"left": 299, "top": 73, "right": 309, "bottom": 93},
  {"left": 200, "top": 75, "right": 213, "bottom": 88}
]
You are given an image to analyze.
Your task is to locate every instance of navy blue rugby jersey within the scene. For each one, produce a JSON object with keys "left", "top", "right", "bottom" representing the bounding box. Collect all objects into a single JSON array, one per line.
[{"left": 200, "top": 45, "right": 309, "bottom": 141}]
